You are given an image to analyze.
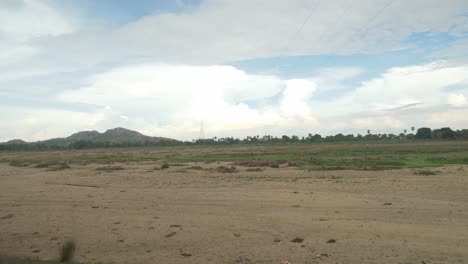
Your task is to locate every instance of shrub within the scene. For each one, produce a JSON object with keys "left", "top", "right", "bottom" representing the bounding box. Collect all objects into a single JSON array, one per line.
[
  {"left": 161, "top": 163, "right": 170, "bottom": 169},
  {"left": 60, "top": 239, "right": 76, "bottom": 262},
  {"left": 414, "top": 170, "right": 437, "bottom": 175}
]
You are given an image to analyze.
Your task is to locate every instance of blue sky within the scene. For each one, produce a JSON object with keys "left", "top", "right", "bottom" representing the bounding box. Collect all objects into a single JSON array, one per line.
[
  {"left": 51, "top": 0, "right": 202, "bottom": 26},
  {"left": 1, "top": 0, "right": 468, "bottom": 141}
]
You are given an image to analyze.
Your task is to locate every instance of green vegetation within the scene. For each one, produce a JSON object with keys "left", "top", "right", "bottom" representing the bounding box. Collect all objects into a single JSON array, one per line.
[
  {"left": 59, "top": 239, "right": 76, "bottom": 262},
  {"left": 1, "top": 141, "right": 468, "bottom": 171},
  {"left": 161, "top": 163, "right": 170, "bottom": 169},
  {"left": 165, "top": 142, "right": 468, "bottom": 171},
  {"left": 192, "top": 127, "right": 468, "bottom": 145},
  {"left": 1, "top": 127, "right": 468, "bottom": 151}
]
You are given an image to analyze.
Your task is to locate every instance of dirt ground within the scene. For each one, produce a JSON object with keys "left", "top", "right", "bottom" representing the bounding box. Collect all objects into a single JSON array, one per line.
[{"left": 0, "top": 157, "right": 467, "bottom": 264}]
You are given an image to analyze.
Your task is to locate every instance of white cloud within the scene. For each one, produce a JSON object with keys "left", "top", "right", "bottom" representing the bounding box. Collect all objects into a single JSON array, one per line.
[
  {"left": 27, "top": 0, "right": 468, "bottom": 65},
  {"left": 429, "top": 109, "right": 468, "bottom": 127},
  {"left": 58, "top": 64, "right": 285, "bottom": 120},
  {"left": 0, "top": 0, "right": 74, "bottom": 40},
  {"left": 448, "top": 93, "right": 467, "bottom": 106},
  {"left": 322, "top": 61, "right": 468, "bottom": 114},
  {"left": 1, "top": 60, "right": 468, "bottom": 141},
  {"left": 56, "top": 64, "right": 317, "bottom": 139},
  {"left": 0, "top": 0, "right": 76, "bottom": 66},
  {"left": 0, "top": 106, "right": 108, "bottom": 142},
  {"left": 351, "top": 116, "right": 404, "bottom": 130},
  {"left": 280, "top": 79, "right": 316, "bottom": 116}
]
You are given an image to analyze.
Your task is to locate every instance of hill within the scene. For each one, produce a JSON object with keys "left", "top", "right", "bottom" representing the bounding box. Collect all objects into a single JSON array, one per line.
[{"left": 0, "top": 128, "right": 179, "bottom": 149}]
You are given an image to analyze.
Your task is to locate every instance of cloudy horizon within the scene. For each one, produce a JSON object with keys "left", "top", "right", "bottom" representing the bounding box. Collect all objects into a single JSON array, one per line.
[{"left": 1, "top": 0, "right": 468, "bottom": 142}]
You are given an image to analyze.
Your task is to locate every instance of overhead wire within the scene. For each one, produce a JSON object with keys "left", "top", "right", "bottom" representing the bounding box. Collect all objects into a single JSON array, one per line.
[
  {"left": 320, "top": 0, "right": 396, "bottom": 68},
  {"left": 273, "top": 0, "right": 396, "bottom": 136},
  {"left": 281, "top": 0, "right": 321, "bottom": 54}
]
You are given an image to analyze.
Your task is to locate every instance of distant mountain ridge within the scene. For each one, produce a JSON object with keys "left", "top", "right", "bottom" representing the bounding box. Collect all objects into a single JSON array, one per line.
[{"left": 1, "top": 127, "right": 178, "bottom": 147}]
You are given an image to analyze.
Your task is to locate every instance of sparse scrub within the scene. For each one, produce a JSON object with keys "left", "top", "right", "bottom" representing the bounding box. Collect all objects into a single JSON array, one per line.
[
  {"left": 59, "top": 239, "right": 76, "bottom": 262},
  {"left": 9, "top": 161, "right": 29, "bottom": 167},
  {"left": 215, "top": 166, "right": 238, "bottom": 173},
  {"left": 233, "top": 160, "right": 287, "bottom": 168},
  {"left": 34, "top": 161, "right": 70, "bottom": 171},
  {"left": 187, "top": 166, "right": 204, "bottom": 170},
  {"left": 414, "top": 170, "right": 437, "bottom": 175},
  {"left": 161, "top": 163, "right": 170, "bottom": 169},
  {"left": 95, "top": 165, "right": 125, "bottom": 172},
  {"left": 168, "top": 163, "right": 187, "bottom": 166},
  {"left": 2, "top": 141, "right": 468, "bottom": 171},
  {"left": 246, "top": 168, "right": 263, "bottom": 172}
]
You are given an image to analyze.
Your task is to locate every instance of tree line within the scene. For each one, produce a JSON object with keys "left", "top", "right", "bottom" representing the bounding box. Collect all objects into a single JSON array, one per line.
[
  {"left": 193, "top": 127, "right": 468, "bottom": 145},
  {"left": 1, "top": 127, "right": 467, "bottom": 151}
]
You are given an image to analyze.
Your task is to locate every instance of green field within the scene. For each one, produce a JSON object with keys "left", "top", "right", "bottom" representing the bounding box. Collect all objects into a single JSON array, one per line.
[{"left": 1, "top": 141, "right": 467, "bottom": 171}]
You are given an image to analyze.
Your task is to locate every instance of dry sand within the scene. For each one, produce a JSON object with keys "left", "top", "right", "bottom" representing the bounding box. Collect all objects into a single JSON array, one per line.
[{"left": 0, "top": 160, "right": 467, "bottom": 264}]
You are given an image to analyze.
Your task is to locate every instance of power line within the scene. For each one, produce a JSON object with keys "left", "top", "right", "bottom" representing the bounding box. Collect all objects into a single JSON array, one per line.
[
  {"left": 292, "top": 0, "right": 321, "bottom": 40},
  {"left": 282, "top": 0, "right": 321, "bottom": 53},
  {"left": 315, "top": 0, "right": 353, "bottom": 47},
  {"left": 366, "top": 0, "right": 394, "bottom": 25},
  {"left": 355, "top": 0, "right": 395, "bottom": 40},
  {"left": 319, "top": 0, "right": 396, "bottom": 68}
]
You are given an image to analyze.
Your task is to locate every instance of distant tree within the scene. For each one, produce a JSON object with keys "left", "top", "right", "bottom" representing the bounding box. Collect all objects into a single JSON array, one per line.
[
  {"left": 404, "top": 129, "right": 407, "bottom": 134},
  {"left": 334, "top": 133, "right": 346, "bottom": 141},
  {"left": 313, "top": 134, "right": 322, "bottom": 142},
  {"left": 415, "top": 127, "right": 432, "bottom": 139},
  {"left": 291, "top": 135, "right": 299, "bottom": 143},
  {"left": 411, "top": 127, "right": 415, "bottom": 133},
  {"left": 455, "top": 129, "right": 468, "bottom": 139},
  {"left": 432, "top": 127, "right": 455, "bottom": 139}
]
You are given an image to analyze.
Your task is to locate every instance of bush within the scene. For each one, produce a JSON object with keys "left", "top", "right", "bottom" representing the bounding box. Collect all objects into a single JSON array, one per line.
[
  {"left": 216, "top": 166, "right": 238, "bottom": 173},
  {"left": 60, "top": 239, "right": 76, "bottom": 262},
  {"left": 161, "top": 163, "right": 170, "bottom": 169},
  {"left": 414, "top": 170, "right": 437, "bottom": 176}
]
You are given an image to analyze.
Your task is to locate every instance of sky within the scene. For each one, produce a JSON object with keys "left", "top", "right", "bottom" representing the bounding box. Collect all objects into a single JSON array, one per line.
[{"left": 1, "top": 0, "right": 468, "bottom": 142}]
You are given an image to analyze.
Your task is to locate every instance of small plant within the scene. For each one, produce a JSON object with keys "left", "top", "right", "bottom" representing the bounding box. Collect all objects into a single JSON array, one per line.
[
  {"left": 246, "top": 168, "right": 263, "bottom": 172},
  {"left": 95, "top": 165, "right": 125, "bottom": 172},
  {"left": 60, "top": 239, "right": 76, "bottom": 262},
  {"left": 161, "top": 163, "right": 170, "bottom": 169},
  {"left": 9, "top": 161, "right": 29, "bottom": 167},
  {"left": 216, "top": 166, "right": 238, "bottom": 173}
]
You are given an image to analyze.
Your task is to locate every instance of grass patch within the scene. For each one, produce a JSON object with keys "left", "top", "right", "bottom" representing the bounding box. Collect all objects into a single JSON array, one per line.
[
  {"left": 245, "top": 168, "right": 264, "bottom": 172},
  {"left": 2, "top": 142, "right": 468, "bottom": 171},
  {"left": 186, "top": 166, "right": 204, "bottom": 170},
  {"left": 9, "top": 161, "right": 29, "bottom": 167},
  {"left": 95, "top": 165, "right": 125, "bottom": 172},
  {"left": 215, "top": 166, "right": 238, "bottom": 173},
  {"left": 34, "top": 161, "right": 70, "bottom": 171}
]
